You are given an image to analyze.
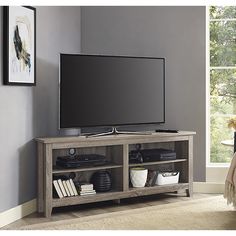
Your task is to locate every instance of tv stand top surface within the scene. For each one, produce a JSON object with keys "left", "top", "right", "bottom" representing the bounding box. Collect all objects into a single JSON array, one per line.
[{"left": 36, "top": 130, "right": 196, "bottom": 145}]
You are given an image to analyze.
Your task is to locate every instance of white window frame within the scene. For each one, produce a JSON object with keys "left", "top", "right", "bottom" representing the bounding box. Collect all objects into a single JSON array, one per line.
[{"left": 206, "top": 6, "right": 236, "bottom": 172}]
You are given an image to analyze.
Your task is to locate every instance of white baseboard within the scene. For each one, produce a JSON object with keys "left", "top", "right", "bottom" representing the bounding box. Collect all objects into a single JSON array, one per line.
[
  {"left": 0, "top": 199, "right": 36, "bottom": 228},
  {"left": 193, "top": 182, "right": 225, "bottom": 194}
]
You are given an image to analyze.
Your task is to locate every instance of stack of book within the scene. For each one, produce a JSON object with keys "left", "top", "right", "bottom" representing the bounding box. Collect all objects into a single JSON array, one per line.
[
  {"left": 79, "top": 183, "right": 96, "bottom": 196},
  {"left": 53, "top": 178, "right": 78, "bottom": 199}
]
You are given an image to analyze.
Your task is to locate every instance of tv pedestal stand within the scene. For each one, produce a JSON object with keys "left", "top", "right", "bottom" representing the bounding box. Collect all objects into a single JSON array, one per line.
[{"left": 86, "top": 127, "right": 151, "bottom": 138}]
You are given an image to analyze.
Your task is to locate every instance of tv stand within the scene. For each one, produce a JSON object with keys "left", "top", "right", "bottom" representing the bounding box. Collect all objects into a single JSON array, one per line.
[
  {"left": 36, "top": 131, "right": 195, "bottom": 217},
  {"left": 86, "top": 127, "right": 151, "bottom": 138}
]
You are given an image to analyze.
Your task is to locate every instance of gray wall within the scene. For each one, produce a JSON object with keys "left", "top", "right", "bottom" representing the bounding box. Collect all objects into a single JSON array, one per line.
[
  {"left": 0, "top": 6, "right": 81, "bottom": 213},
  {"left": 0, "top": 6, "right": 206, "bottom": 213},
  {"left": 81, "top": 6, "right": 206, "bottom": 181}
]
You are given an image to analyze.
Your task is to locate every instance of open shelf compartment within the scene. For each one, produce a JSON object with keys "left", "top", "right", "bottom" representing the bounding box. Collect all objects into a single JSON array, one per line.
[
  {"left": 52, "top": 144, "right": 124, "bottom": 173},
  {"left": 128, "top": 140, "right": 190, "bottom": 188}
]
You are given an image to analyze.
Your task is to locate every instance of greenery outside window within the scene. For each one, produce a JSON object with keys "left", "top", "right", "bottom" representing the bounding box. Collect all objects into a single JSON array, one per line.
[{"left": 210, "top": 6, "right": 236, "bottom": 163}]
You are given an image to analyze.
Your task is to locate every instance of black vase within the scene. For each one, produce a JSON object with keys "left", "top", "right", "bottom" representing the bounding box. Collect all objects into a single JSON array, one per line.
[{"left": 90, "top": 170, "right": 112, "bottom": 192}]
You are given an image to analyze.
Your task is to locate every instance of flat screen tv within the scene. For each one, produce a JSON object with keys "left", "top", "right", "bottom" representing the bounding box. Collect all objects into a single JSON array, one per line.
[{"left": 59, "top": 54, "right": 165, "bottom": 129}]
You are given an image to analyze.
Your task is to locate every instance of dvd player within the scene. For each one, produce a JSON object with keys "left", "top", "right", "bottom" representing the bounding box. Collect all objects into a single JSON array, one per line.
[
  {"left": 129, "top": 148, "right": 176, "bottom": 163},
  {"left": 56, "top": 154, "right": 107, "bottom": 168}
]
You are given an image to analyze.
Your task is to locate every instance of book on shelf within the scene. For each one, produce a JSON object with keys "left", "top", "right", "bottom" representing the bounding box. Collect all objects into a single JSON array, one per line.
[
  {"left": 80, "top": 183, "right": 94, "bottom": 191},
  {"left": 53, "top": 180, "right": 63, "bottom": 198},
  {"left": 66, "top": 180, "right": 75, "bottom": 196},
  {"left": 80, "top": 192, "right": 96, "bottom": 196},
  {"left": 63, "top": 180, "right": 71, "bottom": 196},
  {"left": 146, "top": 170, "right": 158, "bottom": 187},
  {"left": 69, "top": 179, "right": 78, "bottom": 196},
  {"left": 80, "top": 189, "right": 96, "bottom": 194},
  {"left": 57, "top": 179, "right": 67, "bottom": 197},
  {"left": 79, "top": 190, "right": 96, "bottom": 196}
]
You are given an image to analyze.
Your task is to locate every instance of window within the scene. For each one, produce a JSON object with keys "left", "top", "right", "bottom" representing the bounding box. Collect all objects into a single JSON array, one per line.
[{"left": 209, "top": 6, "right": 236, "bottom": 163}]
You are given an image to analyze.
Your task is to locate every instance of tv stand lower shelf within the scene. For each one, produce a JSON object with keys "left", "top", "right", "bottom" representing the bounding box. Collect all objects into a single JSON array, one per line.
[
  {"left": 52, "top": 183, "right": 189, "bottom": 208},
  {"left": 36, "top": 131, "right": 195, "bottom": 217}
]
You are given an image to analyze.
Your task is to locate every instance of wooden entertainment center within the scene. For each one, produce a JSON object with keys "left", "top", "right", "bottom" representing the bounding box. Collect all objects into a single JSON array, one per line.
[{"left": 36, "top": 131, "right": 195, "bottom": 217}]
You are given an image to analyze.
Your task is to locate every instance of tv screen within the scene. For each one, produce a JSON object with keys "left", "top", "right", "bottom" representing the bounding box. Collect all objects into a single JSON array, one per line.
[{"left": 60, "top": 54, "right": 165, "bottom": 129}]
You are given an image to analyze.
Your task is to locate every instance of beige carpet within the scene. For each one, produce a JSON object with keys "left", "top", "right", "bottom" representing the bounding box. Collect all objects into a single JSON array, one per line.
[{"left": 21, "top": 196, "right": 236, "bottom": 230}]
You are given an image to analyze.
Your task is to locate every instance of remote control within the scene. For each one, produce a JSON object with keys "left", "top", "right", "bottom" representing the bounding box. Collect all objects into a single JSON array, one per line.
[{"left": 155, "top": 129, "right": 178, "bottom": 133}]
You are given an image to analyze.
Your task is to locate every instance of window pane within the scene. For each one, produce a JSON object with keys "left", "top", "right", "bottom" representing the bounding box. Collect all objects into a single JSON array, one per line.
[
  {"left": 210, "top": 114, "right": 234, "bottom": 163},
  {"left": 210, "top": 96, "right": 235, "bottom": 115},
  {"left": 210, "top": 69, "right": 236, "bottom": 163},
  {"left": 210, "top": 6, "right": 236, "bottom": 19},
  {"left": 210, "top": 21, "right": 236, "bottom": 66},
  {"left": 210, "top": 69, "right": 236, "bottom": 104}
]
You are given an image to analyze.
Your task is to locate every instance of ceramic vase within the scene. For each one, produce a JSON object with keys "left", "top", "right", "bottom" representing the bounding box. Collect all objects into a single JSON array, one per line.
[{"left": 130, "top": 167, "right": 148, "bottom": 188}]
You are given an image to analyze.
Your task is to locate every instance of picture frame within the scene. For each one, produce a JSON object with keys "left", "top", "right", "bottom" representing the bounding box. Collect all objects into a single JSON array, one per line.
[{"left": 3, "top": 6, "right": 36, "bottom": 86}]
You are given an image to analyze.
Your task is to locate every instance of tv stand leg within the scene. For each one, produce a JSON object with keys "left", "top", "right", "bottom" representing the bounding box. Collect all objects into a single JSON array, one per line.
[
  {"left": 186, "top": 188, "right": 193, "bottom": 197},
  {"left": 86, "top": 127, "right": 151, "bottom": 138},
  {"left": 85, "top": 127, "right": 117, "bottom": 138},
  {"left": 45, "top": 206, "right": 52, "bottom": 218}
]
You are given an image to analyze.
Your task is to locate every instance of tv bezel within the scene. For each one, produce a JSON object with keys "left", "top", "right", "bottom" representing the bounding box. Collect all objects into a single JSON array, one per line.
[{"left": 59, "top": 54, "right": 166, "bottom": 130}]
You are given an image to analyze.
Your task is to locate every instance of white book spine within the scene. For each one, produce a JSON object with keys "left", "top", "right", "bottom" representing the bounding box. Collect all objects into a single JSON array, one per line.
[
  {"left": 66, "top": 180, "right": 75, "bottom": 196},
  {"left": 69, "top": 179, "right": 78, "bottom": 196},
  {"left": 53, "top": 180, "right": 63, "bottom": 198},
  {"left": 81, "top": 187, "right": 94, "bottom": 191},
  {"left": 80, "top": 192, "right": 96, "bottom": 196},
  {"left": 80, "top": 190, "right": 96, "bottom": 194},
  {"left": 80, "top": 184, "right": 94, "bottom": 191},
  {"left": 81, "top": 183, "right": 93, "bottom": 187},
  {"left": 63, "top": 180, "right": 71, "bottom": 196},
  {"left": 58, "top": 179, "right": 67, "bottom": 197}
]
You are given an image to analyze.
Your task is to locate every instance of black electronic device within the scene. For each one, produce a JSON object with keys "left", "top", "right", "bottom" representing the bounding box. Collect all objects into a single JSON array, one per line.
[
  {"left": 129, "top": 151, "right": 144, "bottom": 163},
  {"left": 56, "top": 154, "right": 107, "bottom": 168},
  {"left": 60, "top": 54, "right": 165, "bottom": 129},
  {"left": 129, "top": 148, "right": 176, "bottom": 164},
  {"left": 155, "top": 129, "right": 178, "bottom": 133}
]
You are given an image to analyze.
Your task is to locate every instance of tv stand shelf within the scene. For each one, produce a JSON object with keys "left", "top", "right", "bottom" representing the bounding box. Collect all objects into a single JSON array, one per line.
[
  {"left": 36, "top": 131, "right": 195, "bottom": 217},
  {"left": 52, "top": 163, "right": 123, "bottom": 174},
  {"left": 129, "top": 158, "right": 187, "bottom": 167}
]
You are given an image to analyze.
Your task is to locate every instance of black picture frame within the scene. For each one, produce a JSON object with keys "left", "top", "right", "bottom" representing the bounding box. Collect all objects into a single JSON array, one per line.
[{"left": 3, "top": 6, "right": 36, "bottom": 86}]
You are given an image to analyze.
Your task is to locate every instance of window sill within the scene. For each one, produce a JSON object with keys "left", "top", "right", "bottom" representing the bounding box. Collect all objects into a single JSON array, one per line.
[{"left": 206, "top": 163, "right": 230, "bottom": 168}]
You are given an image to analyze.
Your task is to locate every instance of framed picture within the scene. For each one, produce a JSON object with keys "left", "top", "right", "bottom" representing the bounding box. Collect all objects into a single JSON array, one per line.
[{"left": 3, "top": 6, "right": 36, "bottom": 86}]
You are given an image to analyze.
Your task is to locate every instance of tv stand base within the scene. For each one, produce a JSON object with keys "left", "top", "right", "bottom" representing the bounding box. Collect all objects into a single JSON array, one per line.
[{"left": 86, "top": 127, "right": 151, "bottom": 138}]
